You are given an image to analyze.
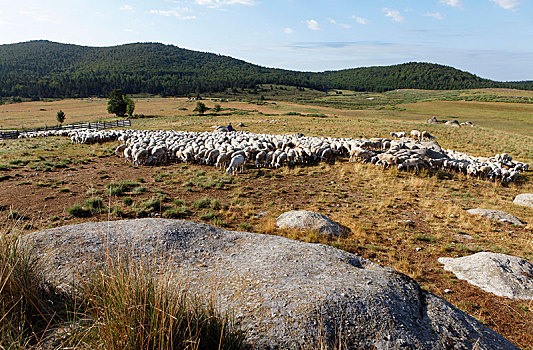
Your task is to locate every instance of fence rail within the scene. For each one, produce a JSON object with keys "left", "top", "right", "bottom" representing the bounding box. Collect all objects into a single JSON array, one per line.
[{"left": 0, "top": 119, "right": 131, "bottom": 140}]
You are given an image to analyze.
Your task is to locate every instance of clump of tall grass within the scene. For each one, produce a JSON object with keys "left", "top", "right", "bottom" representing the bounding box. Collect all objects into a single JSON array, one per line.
[
  {"left": 0, "top": 231, "right": 59, "bottom": 348},
  {"left": 71, "top": 257, "right": 245, "bottom": 349}
]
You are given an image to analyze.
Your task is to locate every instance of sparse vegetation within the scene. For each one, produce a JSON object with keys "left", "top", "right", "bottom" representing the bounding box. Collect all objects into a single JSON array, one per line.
[
  {"left": 0, "top": 231, "right": 245, "bottom": 349},
  {"left": 0, "top": 89, "right": 532, "bottom": 348}
]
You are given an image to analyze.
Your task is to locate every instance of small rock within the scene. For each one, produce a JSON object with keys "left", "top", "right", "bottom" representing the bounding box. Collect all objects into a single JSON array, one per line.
[
  {"left": 276, "top": 210, "right": 343, "bottom": 236},
  {"left": 467, "top": 208, "right": 525, "bottom": 226},
  {"left": 439, "top": 252, "right": 533, "bottom": 300},
  {"left": 415, "top": 247, "right": 423, "bottom": 252},
  {"left": 513, "top": 193, "right": 533, "bottom": 209},
  {"left": 450, "top": 214, "right": 457, "bottom": 218},
  {"left": 444, "top": 289, "right": 454, "bottom": 294}
]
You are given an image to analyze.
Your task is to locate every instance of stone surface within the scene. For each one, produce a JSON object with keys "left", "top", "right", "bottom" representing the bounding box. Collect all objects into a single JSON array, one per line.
[
  {"left": 25, "top": 219, "right": 518, "bottom": 349},
  {"left": 438, "top": 252, "right": 533, "bottom": 300},
  {"left": 276, "top": 210, "right": 343, "bottom": 236},
  {"left": 513, "top": 193, "right": 533, "bottom": 209},
  {"left": 467, "top": 208, "right": 525, "bottom": 226}
]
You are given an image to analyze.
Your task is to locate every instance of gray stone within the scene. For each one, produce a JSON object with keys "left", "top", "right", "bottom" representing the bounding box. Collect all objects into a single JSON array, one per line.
[
  {"left": 25, "top": 219, "right": 518, "bottom": 349},
  {"left": 467, "top": 208, "right": 525, "bottom": 226},
  {"left": 513, "top": 193, "right": 533, "bottom": 209},
  {"left": 276, "top": 210, "right": 343, "bottom": 236},
  {"left": 438, "top": 252, "right": 533, "bottom": 300}
]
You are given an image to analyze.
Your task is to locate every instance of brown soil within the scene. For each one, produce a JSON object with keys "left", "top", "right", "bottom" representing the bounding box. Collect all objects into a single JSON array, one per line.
[{"left": 1, "top": 155, "right": 532, "bottom": 349}]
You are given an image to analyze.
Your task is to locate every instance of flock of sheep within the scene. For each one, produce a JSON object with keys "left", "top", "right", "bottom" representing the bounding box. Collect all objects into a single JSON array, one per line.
[{"left": 16, "top": 127, "right": 529, "bottom": 183}]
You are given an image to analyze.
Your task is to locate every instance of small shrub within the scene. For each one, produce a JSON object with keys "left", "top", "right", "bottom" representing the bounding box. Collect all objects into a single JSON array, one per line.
[
  {"left": 194, "top": 197, "right": 212, "bottom": 209},
  {"left": 67, "top": 205, "right": 92, "bottom": 218},
  {"left": 200, "top": 210, "right": 217, "bottom": 221},
  {"left": 238, "top": 222, "right": 253, "bottom": 231},
  {"left": 132, "top": 185, "right": 147, "bottom": 195},
  {"left": 140, "top": 197, "right": 161, "bottom": 213},
  {"left": 84, "top": 197, "right": 104, "bottom": 212},
  {"left": 123, "top": 197, "right": 133, "bottom": 206},
  {"left": 163, "top": 206, "right": 190, "bottom": 219},
  {"left": 173, "top": 199, "right": 185, "bottom": 206}
]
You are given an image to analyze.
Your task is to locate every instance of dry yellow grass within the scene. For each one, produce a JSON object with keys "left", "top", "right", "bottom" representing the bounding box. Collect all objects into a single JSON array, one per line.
[{"left": 1, "top": 90, "right": 533, "bottom": 348}]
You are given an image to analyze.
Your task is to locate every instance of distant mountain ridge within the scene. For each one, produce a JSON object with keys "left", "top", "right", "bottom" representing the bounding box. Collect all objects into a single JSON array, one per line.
[{"left": 0, "top": 40, "right": 531, "bottom": 98}]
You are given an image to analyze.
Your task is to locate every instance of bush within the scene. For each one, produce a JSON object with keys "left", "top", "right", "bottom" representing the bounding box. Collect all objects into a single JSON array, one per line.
[
  {"left": 140, "top": 197, "right": 161, "bottom": 213},
  {"left": 67, "top": 205, "right": 92, "bottom": 218},
  {"left": 193, "top": 197, "right": 212, "bottom": 209},
  {"left": 84, "top": 197, "right": 104, "bottom": 212},
  {"left": 163, "top": 206, "right": 190, "bottom": 219}
]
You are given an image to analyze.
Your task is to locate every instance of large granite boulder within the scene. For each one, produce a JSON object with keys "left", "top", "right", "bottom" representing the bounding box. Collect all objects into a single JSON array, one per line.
[
  {"left": 513, "top": 193, "right": 533, "bottom": 209},
  {"left": 276, "top": 210, "right": 343, "bottom": 236},
  {"left": 26, "top": 219, "right": 518, "bottom": 349},
  {"left": 438, "top": 252, "right": 533, "bottom": 300},
  {"left": 467, "top": 208, "right": 525, "bottom": 226}
]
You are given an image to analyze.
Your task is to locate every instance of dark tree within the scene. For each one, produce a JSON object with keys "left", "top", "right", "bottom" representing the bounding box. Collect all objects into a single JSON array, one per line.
[
  {"left": 107, "top": 89, "right": 128, "bottom": 117},
  {"left": 56, "top": 110, "right": 66, "bottom": 124},
  {"left": 193, "top": 101, "right": 208, "bottom": 115},
  {"left": 125, "top": 96, "right": 135, "bottom": 117},
  {"left": 213, "top": 104, "right": 221, "bottom": 113}
]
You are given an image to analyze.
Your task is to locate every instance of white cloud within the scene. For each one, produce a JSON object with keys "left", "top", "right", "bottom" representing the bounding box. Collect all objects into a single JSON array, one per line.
[
  {"left": 18, "top": 9, "right": 55, "bottom": 23},
  {"left": 195, "top": 0, "right": 256, "bottom": 7},
  {"left": 440, "top": 0, "right": 462, "bottom": 8},
  {"left": 383, "top": 8, "right": 405, "bottom": 23},
  {"left": 328, "top": 18, "right": 351, "bottom": 29},
  {"left": 120, "top": 5, "right": 133, "bottom": 11},
  {"left": 351, "top": 15, "right": 369, "bottom": 25},
  {"left": 149, "top": 8, "right": 196, "bottom": 19},
  {"left": 306, "top": 19, "right": 321, "bottom": 31},
  {"left": 284, "top": 27, "right": 294, "bottom": 34},
  {"left": 423, "top": 12, "right": 445, "bottom": 20},
  {"left": 489, "top": 0, "right": 520, "bottom": 10}
]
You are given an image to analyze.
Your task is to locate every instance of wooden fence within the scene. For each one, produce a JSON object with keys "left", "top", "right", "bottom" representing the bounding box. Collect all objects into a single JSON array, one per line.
[{"left": 0, "top": 119, "right": 131, "bottom": 140}]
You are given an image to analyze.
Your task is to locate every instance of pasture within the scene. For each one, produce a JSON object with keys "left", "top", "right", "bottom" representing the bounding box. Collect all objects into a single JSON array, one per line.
[{"left": 1, "top": 88, "right": 532, "bottom": 348}]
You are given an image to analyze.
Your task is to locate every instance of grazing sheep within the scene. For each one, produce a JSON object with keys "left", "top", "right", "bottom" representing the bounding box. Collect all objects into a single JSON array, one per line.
[
  {"left": 421, "top": 131, "right": 435, "bottom": 141},
  {"left": 226, "top": 155, "right": 245, "bottom": 175},
  {"left": 390, "top": 132, "right": 406, "bottom": 138},
  {"left": 18, "top": 127, "right": 527, "bottom": 182}
]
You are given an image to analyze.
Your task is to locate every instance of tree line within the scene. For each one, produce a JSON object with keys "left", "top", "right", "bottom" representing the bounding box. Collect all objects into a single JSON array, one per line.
[{"left": 0, "top": 40, "right": 531, "bottom": 99}]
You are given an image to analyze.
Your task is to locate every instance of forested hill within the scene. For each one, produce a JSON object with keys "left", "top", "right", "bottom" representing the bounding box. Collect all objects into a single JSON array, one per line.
[{"left": 0, "top": 40, "right": 530, "bottom": 98}]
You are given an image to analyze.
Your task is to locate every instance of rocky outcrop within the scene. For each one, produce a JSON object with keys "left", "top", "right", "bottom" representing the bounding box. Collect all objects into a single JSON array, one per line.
[
  {"left": 513, "top": 193, "right": 533, "bottom": 209},
  {"left": 438, "top": 252, "right": 533, "bottom": 300},
  {"left": 26, "top": 219, "right": 518, "bottom": 349},
  {"left": 467, "top": 208, "right": 525, "bottom": 226},
  {"left": 276, "top": 210, "right": 343, "bottom": 236}
]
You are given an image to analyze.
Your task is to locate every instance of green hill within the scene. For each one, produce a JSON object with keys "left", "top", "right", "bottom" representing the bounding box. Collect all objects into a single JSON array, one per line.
[{"left": 0, "top": 40, "right": 530, "bottom": 98}]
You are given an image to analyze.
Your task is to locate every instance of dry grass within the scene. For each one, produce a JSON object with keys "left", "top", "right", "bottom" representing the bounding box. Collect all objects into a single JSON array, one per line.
[
  {"left": 0, "top": 226, "right": 245, "bottom": 349},
  {"left": 1, "top": 90, "right": 533, "bottom": 348}
]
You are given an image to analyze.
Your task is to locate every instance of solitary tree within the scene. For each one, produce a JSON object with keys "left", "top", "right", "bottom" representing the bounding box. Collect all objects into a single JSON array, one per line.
[
  {"left": 107, "top": 89, "right": 128, "bottom": 117},
  {"left": 213, "top": 104, "right": 221, "bottom": 113},
  {"left": 125, "top": 96, "right": 135, "bottom": 117},
  {"left": 56, "top": 110, "right": 66, "bottom": 124},
  {"left": 193, "top": 101, "right": 208, "bottom": 115}
]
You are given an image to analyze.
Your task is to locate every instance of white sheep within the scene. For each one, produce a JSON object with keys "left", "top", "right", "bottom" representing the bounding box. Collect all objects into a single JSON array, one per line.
[{"left": 226, "top": 155, "right": 245, "bottom": 175}]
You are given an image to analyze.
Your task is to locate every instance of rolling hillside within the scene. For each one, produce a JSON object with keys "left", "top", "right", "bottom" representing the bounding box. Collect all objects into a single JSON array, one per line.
[{"left": 0, "top": 40, "right": 531, "bottom": 98}]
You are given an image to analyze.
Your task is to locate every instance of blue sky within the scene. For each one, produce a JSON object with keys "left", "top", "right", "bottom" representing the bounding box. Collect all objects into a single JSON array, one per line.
[{"left": 1, "top": 0, "right": 531, "bottom": 81}]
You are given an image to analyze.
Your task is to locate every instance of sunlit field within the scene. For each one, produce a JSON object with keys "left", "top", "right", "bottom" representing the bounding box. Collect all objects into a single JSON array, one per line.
[{"left": 1, "top": 88, "right": 532, "bottom": 348}]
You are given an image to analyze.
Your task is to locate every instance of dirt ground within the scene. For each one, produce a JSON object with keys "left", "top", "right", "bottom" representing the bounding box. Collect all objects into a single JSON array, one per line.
[{"left": 1, "top": 148, "right": 532, "bottom": 348}]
